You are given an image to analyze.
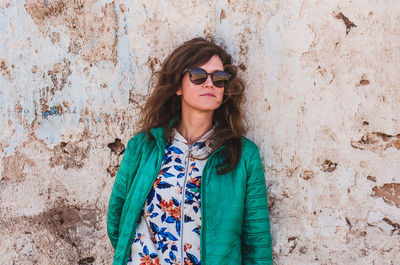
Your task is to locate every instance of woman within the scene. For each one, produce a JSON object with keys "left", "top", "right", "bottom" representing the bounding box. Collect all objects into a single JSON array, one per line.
[{"left": 107, "top": 38, "right": 273, "bottom": 265}]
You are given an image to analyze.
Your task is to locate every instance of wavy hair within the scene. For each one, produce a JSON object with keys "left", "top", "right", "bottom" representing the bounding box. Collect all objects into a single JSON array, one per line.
[{"left": 138, "top": 37, "right": 246, "bottom": 174}]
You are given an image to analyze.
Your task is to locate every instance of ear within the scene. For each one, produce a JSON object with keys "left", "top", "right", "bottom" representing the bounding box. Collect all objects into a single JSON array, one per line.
[{"left": 176, "top": 87, "right": 182, "bottom": 96}]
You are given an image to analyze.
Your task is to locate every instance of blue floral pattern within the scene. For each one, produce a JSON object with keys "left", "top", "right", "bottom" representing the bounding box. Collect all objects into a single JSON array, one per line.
[{"left": 128, "top": 129, "right": 214, "bottom": 265}]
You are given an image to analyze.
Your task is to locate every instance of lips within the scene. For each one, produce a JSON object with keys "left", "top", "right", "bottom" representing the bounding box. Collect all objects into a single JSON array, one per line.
[{"left": 200, "top": 93, "right": 216, "bottom": 97}]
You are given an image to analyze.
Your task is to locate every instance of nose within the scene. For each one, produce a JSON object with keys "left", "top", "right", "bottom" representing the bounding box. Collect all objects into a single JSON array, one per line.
[{"left": 203, "top": 75, "right": 214, "bottom": 87}]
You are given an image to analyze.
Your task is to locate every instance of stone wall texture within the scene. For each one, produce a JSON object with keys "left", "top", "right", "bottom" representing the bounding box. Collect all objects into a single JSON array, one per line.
[{"left": 1, "top": 0, "right": 399, "bottom": 264}]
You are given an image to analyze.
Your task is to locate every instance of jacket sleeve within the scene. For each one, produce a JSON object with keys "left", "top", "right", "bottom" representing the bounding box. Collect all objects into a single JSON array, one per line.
[
  {"left": 107, "top": 136, "right": 142, "bottom": 249},
  {"left": 242, "top": 145, "right": 273, "bottom": 265}
]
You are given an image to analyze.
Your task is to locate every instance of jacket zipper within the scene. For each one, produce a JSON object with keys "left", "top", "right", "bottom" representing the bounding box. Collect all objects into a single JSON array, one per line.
[{"left": 180, "top": 144, "right": 192, "bottom": 265}]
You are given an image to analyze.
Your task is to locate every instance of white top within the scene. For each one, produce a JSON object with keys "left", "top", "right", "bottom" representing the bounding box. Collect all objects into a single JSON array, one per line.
[{"left": 128, "top": 128, "right": 214, "bottom": 265}]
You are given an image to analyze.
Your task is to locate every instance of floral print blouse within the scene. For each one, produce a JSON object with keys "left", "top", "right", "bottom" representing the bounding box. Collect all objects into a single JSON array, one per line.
[{"left": 127, "top": 129, "right": 214, "bottom": 265}]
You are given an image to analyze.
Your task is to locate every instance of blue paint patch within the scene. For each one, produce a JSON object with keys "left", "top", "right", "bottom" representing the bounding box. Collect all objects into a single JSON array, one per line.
[{"left": 42, "top": 106, "right": 61, "bottom": 118}]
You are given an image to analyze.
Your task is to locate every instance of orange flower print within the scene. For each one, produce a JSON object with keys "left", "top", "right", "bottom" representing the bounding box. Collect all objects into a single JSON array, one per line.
[
  {"left": 170, "top": 205, "right": 181, "bottom": 219},
  {"left": 160, "top": 199, "right": 181, "bottom": 219},
  {"left": 153, "top": 179, "right": 161, "bottom": 189},
  {"left": 137, "top": 233, "right": 145, "bottom": 244},
  {"left": 184, "top": 242, "right": 192, "bottom": 252},
  {"left": 188, "top": 177, "right": 201, "bottom": 187},
  {"left": 184, "top": 257, "right": 194, "bottom": 265},
  {"left": 159, "top": 199, "right": 173, "bottom": 212},
  {"left": 140, "top": 255, "right": 160, "bottom": 265}
]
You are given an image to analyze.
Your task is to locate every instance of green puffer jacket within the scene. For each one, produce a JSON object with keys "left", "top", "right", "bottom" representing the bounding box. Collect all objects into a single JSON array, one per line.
[{"left": 107, "top": 126, "right": 273, "bottom": 265}]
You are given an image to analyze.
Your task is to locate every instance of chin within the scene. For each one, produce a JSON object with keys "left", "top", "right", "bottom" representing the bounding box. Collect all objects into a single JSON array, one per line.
[
  {"left": 198, "top": 105, "right": 222, "bottom": 112},
  {"left": 197, "top": 101, "right": 222, "bottom": 110}
]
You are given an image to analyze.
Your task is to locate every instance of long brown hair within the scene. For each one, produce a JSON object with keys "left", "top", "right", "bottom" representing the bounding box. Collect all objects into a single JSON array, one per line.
[{"left": 138, "top": 37, "right": 246, "bottom": 174}]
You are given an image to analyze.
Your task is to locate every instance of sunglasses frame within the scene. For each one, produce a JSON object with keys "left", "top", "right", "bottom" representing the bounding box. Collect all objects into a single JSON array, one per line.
[{"left": 183, "top": 67, "right": 231, "bottom": 88}]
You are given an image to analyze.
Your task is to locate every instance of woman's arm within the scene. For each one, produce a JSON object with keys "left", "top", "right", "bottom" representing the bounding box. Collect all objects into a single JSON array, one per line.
[
  {"left": 242, "top": 145, "right": 273, "bottom": 265},
  {"left": 107, "top": 136, "right": 142, "bottom": 249}
]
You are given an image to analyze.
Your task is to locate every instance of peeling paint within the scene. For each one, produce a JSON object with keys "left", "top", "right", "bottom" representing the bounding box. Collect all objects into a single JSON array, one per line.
[
  {"left": 220, "top": 9, "right": 226, "bottom": 21},
  {"left": 382, "top": 218, "right": 400, "bottom": 235},
  {"left": 372, "top": 183, "right": 400, "bottom": 208},
  {"left": 1, "top": 151, "right": 35, "bottom": 181},
  {"left": 300, "top": 170, "right": 313, "bottom": 180},
  {"left": 129, "top": 92, "right": 147, "bottom": 108},
  {"left": 49, "top": 141, "right": 90, "bottom": 169},
  {"left": 0, "top": 201, "right": 101, "bottom": 264},
  {"left": 367, "top": 175, "right": 377, "bottom": 182},
  {"left": 25, "top": 0, "right": 119, "bottom": 64},
  {"left": 107, "top": 138, "right": 125, "bottom": 155},
  {"left": 320, "top": 159, "right": 337, "bottom": 172},
  {"left": 147, "top": 56, "right": 161, "bottom": 73},
  {"left": 106, "top": 165, "right": 119, "bottom": 178},
  {"left": 334, "top": 12, "right": 357, "bottom": 34},
  {"left": 42, "top": 105, "right": 63, "bottom": 118},
  {"left": 351, "top": 132, "right": 400, "bottom": 152},
  {"left": 78, "top": 257, "right": 95, "bottom": 265},
  {"left": 357, "top": 74, "right": 370, "bottom": 86},
  {"left": 0, "top": 59, "right": 13, "bottom": 81}
]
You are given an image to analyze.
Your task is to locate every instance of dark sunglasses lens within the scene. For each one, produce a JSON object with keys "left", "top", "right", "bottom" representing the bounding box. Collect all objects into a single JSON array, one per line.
[
  {"left": 212, "top": 71, "right": 229, "bottom": 87},
  {"left": 189, "top": 68, "right": 207, "bottom": 84}
]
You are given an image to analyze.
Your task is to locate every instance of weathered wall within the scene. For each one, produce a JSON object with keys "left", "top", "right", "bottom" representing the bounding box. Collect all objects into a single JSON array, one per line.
[{"left": 1, "top": 0, "right": 399, "bottom": 264}]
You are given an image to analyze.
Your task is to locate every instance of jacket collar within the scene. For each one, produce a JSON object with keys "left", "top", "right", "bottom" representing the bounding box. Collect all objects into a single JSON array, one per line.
[
  {"left": 150, "top": 117, "right": 179, "bottom": 151},
  {"left": 149, "top": 118, "right": 226, "bottom": 156},
  {"left": 150, "top": 126, "right": 166, "bottom": 152}
]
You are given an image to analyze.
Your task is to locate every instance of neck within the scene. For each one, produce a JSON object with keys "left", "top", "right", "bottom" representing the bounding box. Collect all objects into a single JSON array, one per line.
[{"left": 177, "top": 110, "right": 213, "bottom": 144}]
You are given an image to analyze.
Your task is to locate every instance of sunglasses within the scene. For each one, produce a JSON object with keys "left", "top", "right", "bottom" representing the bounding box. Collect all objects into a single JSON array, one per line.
[{"left": 183, "top": 67, "right": 230, "bottom": 88}]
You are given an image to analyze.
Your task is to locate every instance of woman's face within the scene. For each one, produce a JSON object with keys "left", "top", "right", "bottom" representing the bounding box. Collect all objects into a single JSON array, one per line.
[{"left": 177, "top": 55, "right": 225, "bottom": 115}]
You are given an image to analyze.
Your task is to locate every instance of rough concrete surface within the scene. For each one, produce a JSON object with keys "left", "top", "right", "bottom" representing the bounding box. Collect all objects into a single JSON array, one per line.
[{"left": 0, "top": 0, "right": 399, "bottom": 264}]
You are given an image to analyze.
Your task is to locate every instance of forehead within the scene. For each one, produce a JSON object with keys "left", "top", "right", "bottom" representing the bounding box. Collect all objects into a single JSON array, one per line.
[{"left": 198, "top": 55, "right": 224, "bottom": 71}]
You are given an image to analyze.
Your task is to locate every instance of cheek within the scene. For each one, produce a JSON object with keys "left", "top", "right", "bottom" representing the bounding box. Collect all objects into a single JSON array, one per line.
[
  {"left": 218, "top": 88, "right": 225, "bottom": 99},
  {"left": 180, "top": 78, "right": 192, "bottom": 96}
]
